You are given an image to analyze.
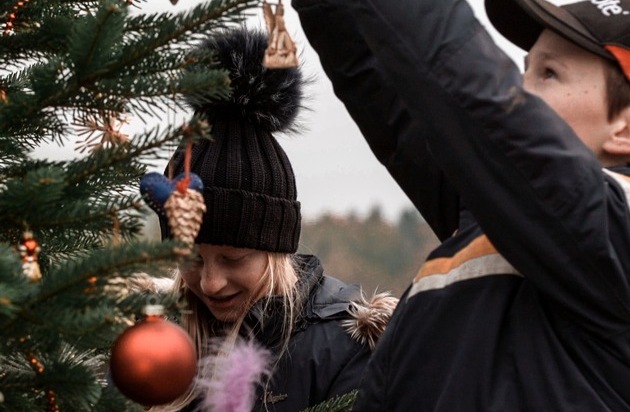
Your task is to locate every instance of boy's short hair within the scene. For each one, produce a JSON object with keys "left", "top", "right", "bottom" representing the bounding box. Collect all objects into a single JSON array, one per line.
[
  {"left": 486, "top": 0, "right": 630, "bottom": 117},
  {"left": 605, "top": 59, "right": 630, "bottom": 119}
]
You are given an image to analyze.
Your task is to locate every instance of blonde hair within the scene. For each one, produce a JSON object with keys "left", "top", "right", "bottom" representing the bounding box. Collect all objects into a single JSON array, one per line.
[{"left": 154, "top": 252, "right": 301, "bottom": 411}]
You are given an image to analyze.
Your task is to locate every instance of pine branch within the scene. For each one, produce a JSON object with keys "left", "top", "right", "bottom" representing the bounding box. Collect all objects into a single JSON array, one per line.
[
  {"left": 0, "top": 342, "right": 132, "bottom": 412},
  {"left": 0, "top": 0, "right": 258, "bottom": 143},
  {"left": 0, "top": 244, "right": 30, "bottom": 319},
  {"left": 40, "top": 241, "right": 181, "bottom": 304},
  {"left": 1, "top": 0, "right": 257, "bottom": 408},
  {"left": 301, "top": 390, "right": 359, "bottom": 412},
  {"left": 70, "top": 1, "right": 127, "bottom": 77}
]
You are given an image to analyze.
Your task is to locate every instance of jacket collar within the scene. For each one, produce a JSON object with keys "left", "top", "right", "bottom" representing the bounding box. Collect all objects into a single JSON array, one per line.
[{"left": 606, "top": 165, "right": 630, "bottom": 177}]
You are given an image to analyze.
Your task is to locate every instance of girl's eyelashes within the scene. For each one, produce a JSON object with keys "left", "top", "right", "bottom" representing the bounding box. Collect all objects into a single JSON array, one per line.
[
  {"left": 222, "top": 255, "right": 240, "bottom": 263},
  {"left": 188, "top": 253, "right": 247, "bottom": 266},
  {"left": 221, "top": 252, "right": 250, "bottom": 263},
  {"left": 187, "top": 254, "right": 204, "bottom": 268}
]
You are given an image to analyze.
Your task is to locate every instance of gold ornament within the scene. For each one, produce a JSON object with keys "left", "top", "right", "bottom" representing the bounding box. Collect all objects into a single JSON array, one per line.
[
  {"left": 47, "top": 389, "right": 60, "bottom": 412},
  {"left": 18, "top": 231, "right": 41, "bottom": 282},
  {"left": 83, "top": 276, "right": 98, "bottom": 294},
  {"left": 20, "top": 337, "right": 59, "bottom": 411},
  {"left": 262, "top": 0, "right": 298, "bottom": 69},
  {"left": 164, "top": 188, "right": 206, "bottom": 247},
  {"left": 26, "top": 353, "right": 45, "bottom": 374},
  {"left": 3, "top": 0, "right": 31, "bottom": 35}
]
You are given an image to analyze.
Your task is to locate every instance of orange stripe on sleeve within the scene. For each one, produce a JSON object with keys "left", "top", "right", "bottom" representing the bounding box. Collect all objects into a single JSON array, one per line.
[{"left": 414, "top": 235, "right": 498, "bottom": 282}]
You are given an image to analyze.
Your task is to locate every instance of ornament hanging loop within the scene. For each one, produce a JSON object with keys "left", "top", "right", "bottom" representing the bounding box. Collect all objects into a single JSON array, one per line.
[
  {"left": 175, "top": 139, "right": 193, "bottom": 195},
  {"left": 143, "top": 297, "right": 163, "bottom": 317},
  {"left": 262, "top": 0, "right": 299, "bottom": 69}
]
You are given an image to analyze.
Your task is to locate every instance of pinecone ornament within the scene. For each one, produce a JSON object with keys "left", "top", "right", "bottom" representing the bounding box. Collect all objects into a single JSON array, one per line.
[
  {"left": 164, "top": 189, "right": 206, "bottom": 246},
  {"left": 140, "top": 171, "right": 206, "bottom": 251}
]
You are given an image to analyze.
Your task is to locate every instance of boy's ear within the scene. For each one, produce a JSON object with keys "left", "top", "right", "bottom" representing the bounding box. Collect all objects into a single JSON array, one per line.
[{"left": 602, "top": 106, "right": 630, "bottom": 156}]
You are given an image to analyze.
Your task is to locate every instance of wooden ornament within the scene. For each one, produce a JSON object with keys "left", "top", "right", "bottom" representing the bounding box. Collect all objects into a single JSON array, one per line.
[
  {"left": 262, "top": 0, "right": 298, "bottom": 69},
  {"left": 18, "top": 231, "right": 41, "bottom": 282}
]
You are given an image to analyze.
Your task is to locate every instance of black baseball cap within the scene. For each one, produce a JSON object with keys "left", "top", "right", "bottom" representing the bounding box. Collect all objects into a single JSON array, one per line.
[{"left": 485, "top": 0, "right": 630, "bottom": 81}]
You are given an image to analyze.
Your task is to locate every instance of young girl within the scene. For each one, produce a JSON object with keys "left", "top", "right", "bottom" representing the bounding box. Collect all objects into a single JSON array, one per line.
[{"left": 158, "top": 27, "right": 397, "bottom": 412}]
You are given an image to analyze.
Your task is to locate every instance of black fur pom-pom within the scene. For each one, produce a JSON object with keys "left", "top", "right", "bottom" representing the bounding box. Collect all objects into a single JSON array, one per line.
[{"left": 187, "top": 27, "right": 304, "bottom": 134}]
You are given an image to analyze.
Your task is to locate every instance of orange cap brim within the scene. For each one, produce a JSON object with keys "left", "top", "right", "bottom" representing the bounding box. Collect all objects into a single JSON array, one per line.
[{"left": 605, "top": 45, "right": 630, "bottom": 82}]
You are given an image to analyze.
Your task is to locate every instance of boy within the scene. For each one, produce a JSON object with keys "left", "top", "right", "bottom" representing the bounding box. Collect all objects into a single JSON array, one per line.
[{"left": 292, "top": 0, "right": 630, "bottom": 410}]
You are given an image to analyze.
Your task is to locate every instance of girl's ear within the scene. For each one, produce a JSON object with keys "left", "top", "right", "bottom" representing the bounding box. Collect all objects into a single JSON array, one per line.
[{"left": 602, "top": 106, "right": 630, "bottom": 156}]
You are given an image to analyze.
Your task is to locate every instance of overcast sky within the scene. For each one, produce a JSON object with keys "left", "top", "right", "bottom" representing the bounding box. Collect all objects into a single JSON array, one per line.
[{"left": 42, "top": 0, "right": 526, "bottom": 222}]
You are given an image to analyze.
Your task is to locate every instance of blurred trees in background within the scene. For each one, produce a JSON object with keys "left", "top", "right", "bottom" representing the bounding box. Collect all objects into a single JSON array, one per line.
[{"left": 299, "top": 206, "right": 439, "bottom": 297}]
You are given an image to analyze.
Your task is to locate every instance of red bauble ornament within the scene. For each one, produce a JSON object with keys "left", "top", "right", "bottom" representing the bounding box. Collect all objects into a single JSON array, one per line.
[{"left": 110, "top": 305, "right": 196, "bottom": 406}]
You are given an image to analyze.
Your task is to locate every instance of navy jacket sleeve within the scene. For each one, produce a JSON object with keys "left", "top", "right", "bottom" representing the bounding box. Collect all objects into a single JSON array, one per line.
[
  {"left": 292, "top": 0, "right": 459, "bottom": 241},
  {"left": 293, "top": 0, "right": 630, "bottom": 336}
]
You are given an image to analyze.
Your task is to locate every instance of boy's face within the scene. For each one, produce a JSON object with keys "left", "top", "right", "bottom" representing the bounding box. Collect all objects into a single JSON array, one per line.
[{"left": 523, "top": 29, "right": 622, "bottom": 165}]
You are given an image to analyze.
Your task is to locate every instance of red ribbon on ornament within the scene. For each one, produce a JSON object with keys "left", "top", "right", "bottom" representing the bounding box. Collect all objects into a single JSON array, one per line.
[{"left": 175, "top": 140, "right": 192, "bottom": 194}]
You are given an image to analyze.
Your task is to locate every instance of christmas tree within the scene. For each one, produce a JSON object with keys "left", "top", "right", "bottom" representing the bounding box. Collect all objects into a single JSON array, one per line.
[{"left": 0, "top": 0, "right": 258, "bottom": 409}]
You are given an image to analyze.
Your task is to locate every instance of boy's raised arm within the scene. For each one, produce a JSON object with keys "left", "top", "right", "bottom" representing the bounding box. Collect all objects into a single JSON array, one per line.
[
  {"left": 295, "top": 0, "right": 630, "bottom": 333},
  {"left": 292, "top": 0, "right": 460, "bottom": 241}
]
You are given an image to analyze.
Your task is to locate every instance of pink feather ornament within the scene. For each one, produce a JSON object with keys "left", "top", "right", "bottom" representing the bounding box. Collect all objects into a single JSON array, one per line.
[{"left": 196, "top": 339, "right": 271, "bottom": 412}]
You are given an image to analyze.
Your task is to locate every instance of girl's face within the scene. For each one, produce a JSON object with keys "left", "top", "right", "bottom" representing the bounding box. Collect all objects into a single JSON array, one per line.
[{"left": 180, "top": 244, "right": 268, "bottom": 323}]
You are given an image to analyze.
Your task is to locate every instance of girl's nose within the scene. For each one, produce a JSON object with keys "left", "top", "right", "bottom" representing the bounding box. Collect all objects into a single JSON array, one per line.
[{"left": 199, "top": 266, "right": 228, "bottom": 295}]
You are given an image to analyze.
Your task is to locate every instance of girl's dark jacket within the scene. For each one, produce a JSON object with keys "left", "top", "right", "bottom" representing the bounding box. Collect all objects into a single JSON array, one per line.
[
  {"left": 292, "top": 0, "right": 630, "bottom": 411},
  {"left": 185, "top": 254, "right": 397, "bottom": 412}
]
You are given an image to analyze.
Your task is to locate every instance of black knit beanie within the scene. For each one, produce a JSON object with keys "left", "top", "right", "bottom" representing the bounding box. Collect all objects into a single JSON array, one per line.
[{"left": 162, "top": 27, "right": 303, "bottom": 253}]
